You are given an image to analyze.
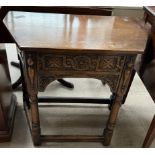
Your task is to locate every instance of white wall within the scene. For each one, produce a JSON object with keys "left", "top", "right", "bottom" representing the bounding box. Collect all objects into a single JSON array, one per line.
[{"left": 112, "top": 7, "right": 144, "bottom": 18}]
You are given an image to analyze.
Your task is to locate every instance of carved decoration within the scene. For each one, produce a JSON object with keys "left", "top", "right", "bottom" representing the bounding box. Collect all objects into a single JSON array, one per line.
[
  {"left": 99, "top": 75, "right": 119, "bottom": 93},
  {"left": 119, "top": 55, "right": 136, "bottom": 95},
  {"left": 38, "top": 53, "right": 125, "bottom": 73},
  {"left": 26, "top": 53, "right": 38, "bottom": 93},
  {"left": 38, "top": 76, "right": 55, "bottom": 91},
  {"left": 38, "top": 74, "right": 119, "bottom": 93},
  {"left": 27, "top": 55, "right": 34, "bottom": 86},
  {"left": 37, "top": 53, "right": 125, "bottom": 92}
]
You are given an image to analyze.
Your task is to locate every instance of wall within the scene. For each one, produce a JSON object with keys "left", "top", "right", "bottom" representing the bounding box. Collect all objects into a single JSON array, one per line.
[{"left": 112, "top": 7, "right": 144, "bottom": 18}]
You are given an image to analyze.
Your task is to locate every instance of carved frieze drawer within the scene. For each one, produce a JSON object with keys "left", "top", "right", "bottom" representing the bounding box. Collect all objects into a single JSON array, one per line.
[{"left": 38, "top": 53, "right": 126, "bottom": 75}]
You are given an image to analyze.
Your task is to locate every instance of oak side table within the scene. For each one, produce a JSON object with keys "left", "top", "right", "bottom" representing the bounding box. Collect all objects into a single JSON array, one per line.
[{"left": 3, "top": 11, "right": 149, "bottom": 146}]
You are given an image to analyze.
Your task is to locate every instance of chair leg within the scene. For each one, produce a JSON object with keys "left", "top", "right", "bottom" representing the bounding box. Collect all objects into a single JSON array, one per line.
[
  {"left": 12, "top": 76, "right": 22, "bottom": 89},
  {"left": 11, "top": 61, "right": 74, "bottom": 89},
  {"left": 11, "top": 61, "right": 20, "bottom": 69},
  {"left": 57, "top": 79, "right": 74, "bottom": 89},
  {"left": 142, "top": 115, "right": 155, "bottom": 147}
]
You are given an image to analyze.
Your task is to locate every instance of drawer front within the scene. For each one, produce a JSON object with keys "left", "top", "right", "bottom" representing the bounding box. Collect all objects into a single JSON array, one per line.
[
  {"left": 38, "top": 53, "right": 126, "bottom": 75},
  {"left": 36, "top": 53, "right": 127, "bottom": 92}
]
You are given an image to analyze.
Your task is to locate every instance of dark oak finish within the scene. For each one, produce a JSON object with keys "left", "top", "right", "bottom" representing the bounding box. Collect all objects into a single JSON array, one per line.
[
  {"left": 141, "top": 6, "right": 155, "bottom": 148},
  {"left": 145, "top": 6, "right": 155, "bottom": 16},
  {"left": 141, "top": 6, "right": 155, "bottom": 70},
  {"left": 1, "top": 6, "right": 112, "bottom": 90},
  {"left": 0, "top": 6, "right": 112, "bottom": 20},
  {"left": 0, "top": 44, "right": 17, "bottom": 142},
  {"left": 0, "top": 7, "right": 75, "bottom": 90},
  {"left": 142, "top": 115, "right": 155, "bottom": 147},
  {"left": 4, "top": 11, "right": 147, "bottom": 53},
  {"left": 0, "top": 6, "right": 112, "bottom": 43},
  {"left": 3, "top": 11, "right": 149, "bottom": 146}
]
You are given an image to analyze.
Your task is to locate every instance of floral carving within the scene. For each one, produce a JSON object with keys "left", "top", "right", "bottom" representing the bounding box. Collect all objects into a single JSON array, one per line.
[
  {"left": 119, "top": 55, "right": 136, "bottom": 94},
  {"left": 37, "top": 53, "right": 125, "bottom": 92},
  {"left": 38, "top": 76, "right": 55, "bottom": 91},
  {"left": 99, "top": 75, "right": 119, "bottom": 93},
  {"left": 38, "top": 54, "right": 125, "bottom": 73}
]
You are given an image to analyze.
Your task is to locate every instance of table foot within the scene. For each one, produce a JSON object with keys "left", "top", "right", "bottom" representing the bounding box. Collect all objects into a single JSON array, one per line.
[
  {"left": 103, "top": 128, "right": 113, "bottom": 146},
  {"left": 32, "top": 124, "right": 41, "bottom": 146},
  {"left": 142, "top": 115, "right": 155, "bottom": 148}
]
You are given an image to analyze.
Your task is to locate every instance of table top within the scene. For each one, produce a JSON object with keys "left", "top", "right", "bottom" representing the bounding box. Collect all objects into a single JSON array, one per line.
[
  {"left": 144, "top": 6, "right": 155, "bottom": 16},
  {"left": 3, "top": 11, "right": 149, "bottom": 54}
]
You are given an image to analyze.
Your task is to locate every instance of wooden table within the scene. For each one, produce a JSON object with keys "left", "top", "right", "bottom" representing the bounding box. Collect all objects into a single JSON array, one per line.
[
  {"left": 141, "top": 6, "right": 155, "bottom": 148},
  {"left": 3, "top": 11, "right": 149, "bottom": 146},
  {"left": 0, "top": 6, "right": 112, "bottom": 90},
  {"left": 144, "top": 7, "right": 155, "bottom": 33},
  {"left": 0, "top": 44, "right": 17, "bottom": 142},
  {"left": 140, "top": 6, "right": 155, "bottom": 75}
]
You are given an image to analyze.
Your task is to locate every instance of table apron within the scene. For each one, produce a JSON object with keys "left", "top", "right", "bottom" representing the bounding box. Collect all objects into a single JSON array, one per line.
[{"left": 23, "top": 52, "right": 136, "bottom": 93}]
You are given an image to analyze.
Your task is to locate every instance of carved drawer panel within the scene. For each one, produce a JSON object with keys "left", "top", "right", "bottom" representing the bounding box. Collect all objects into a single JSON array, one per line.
[
  {"left": 36, "top": 53, "right": 127, "bottom": 92},
  {"left": 38, "top": 53, "right": 126, "bottom": 75}
]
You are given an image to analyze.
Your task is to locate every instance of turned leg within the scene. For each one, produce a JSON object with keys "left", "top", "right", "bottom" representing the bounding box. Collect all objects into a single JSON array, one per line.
[
  {"left": 24, "top": 53, "right": 41, "bottom": 146},
  {"left": 142, "top": 115, "right": 155, "bottom": 148},
  {"left": 30, "top": 93, "right": 41, "bottom": 146},
  {"left": 103, "top": 56, "right": 136, "bottom": 146},
  {"left": 17, "top": 52, "right": 40, "bottom": 145},
  {"left": 103, "top": 95, "right": 122, "bottom": 145}
]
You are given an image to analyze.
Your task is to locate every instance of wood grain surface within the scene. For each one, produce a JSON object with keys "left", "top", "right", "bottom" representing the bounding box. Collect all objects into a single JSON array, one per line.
[{"left": 3, "top": 11, "right": 148, "bottom": 54}]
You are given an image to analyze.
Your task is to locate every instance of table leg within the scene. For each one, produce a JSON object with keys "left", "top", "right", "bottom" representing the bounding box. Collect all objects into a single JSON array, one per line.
[
  {"left": 103, "top": 95, "right": 122, "bottom": 145},
  {"left": 30, "top": 92, "right": 41, "bottom": 146},
  {"left": 24, "top": 53, "right": 41, "bottom": 146},
  {"left": 18, "top": 53, "right": 40, "bottom": 145},
  {"left": 142, "top": 115, "right": 155, "bottom": 148},
  {"left": 103, "top": 56, "right": 136, "bottom": 145},
  {"left": 121, "top": 69, "right": 136, "bottom": 105}
]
